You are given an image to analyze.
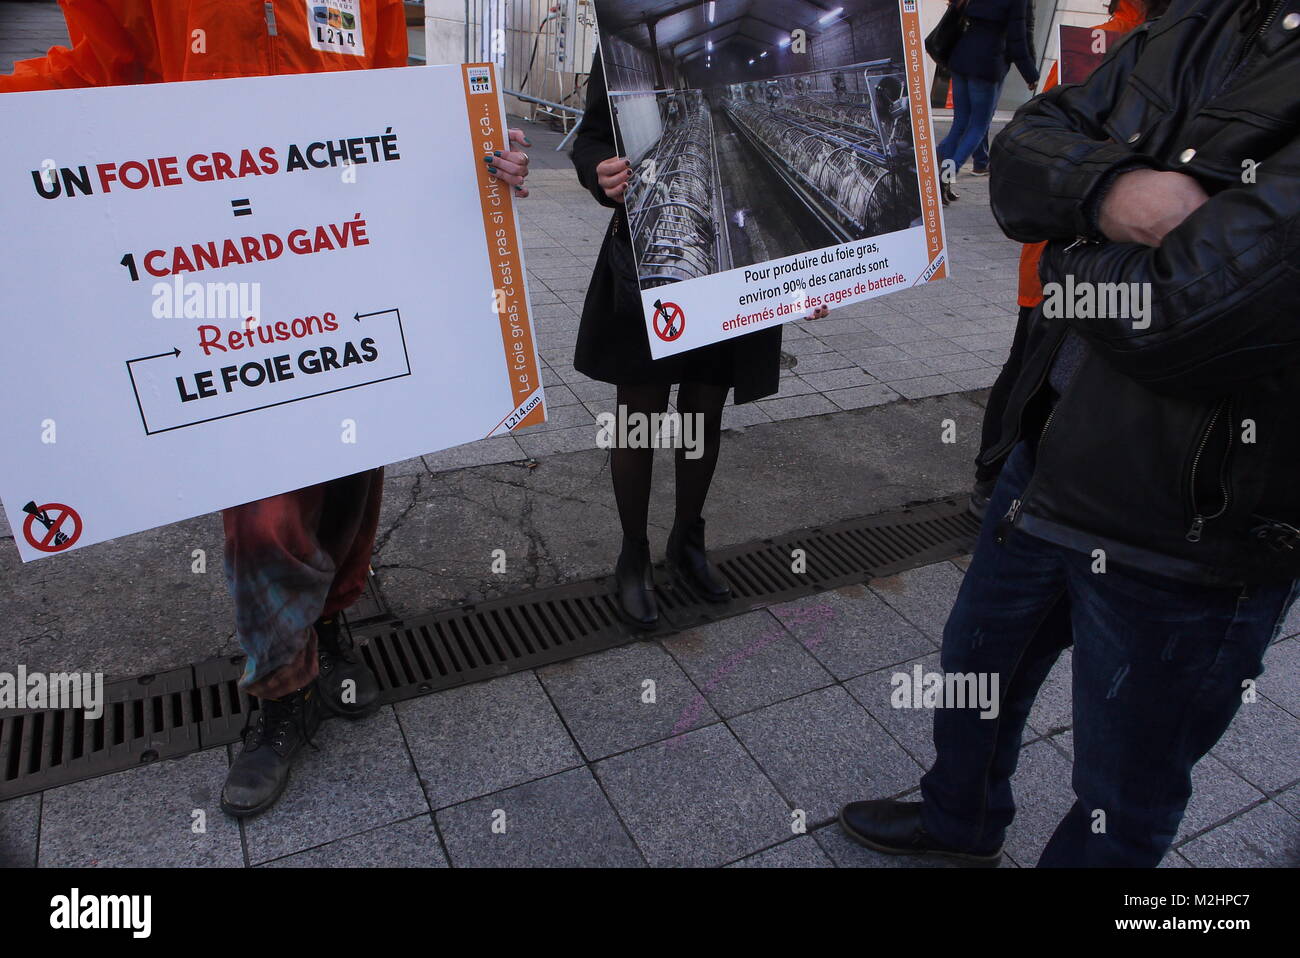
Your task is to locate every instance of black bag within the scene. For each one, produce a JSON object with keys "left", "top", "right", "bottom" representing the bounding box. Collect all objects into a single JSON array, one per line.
[
  {"left": 604, "top": 206, "right": 645, "bottom": 315},
  {"left": 925, "top": 0, "right": 970, "bottom": 69}
]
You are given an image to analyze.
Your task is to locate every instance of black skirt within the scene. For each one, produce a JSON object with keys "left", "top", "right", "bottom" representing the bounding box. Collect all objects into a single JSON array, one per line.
[{"left": 573, "top": 208, "right": 782, "bottom": 404}]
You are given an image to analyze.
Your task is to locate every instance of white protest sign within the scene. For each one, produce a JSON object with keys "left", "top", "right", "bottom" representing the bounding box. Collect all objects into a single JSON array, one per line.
[{"left": 0, "top": 63, "right": 544, "bottom": 562}]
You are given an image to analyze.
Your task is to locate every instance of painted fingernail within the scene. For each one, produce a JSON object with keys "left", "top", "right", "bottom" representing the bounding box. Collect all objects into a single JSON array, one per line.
[
  {"left": 483, "top": 156, "right": 493, "bottom": 163},
  {"left": 487, "top": 166, "right": 498, "bottom": 174},
  {"left": 522, "top": 137, "right": 532, "bottom": 146},
  {"left": 493, "top": 150, "right": 503, "bottom": 157}
]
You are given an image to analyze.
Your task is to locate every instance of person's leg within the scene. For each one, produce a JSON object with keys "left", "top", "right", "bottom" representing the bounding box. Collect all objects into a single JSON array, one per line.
[
  {"left": 319, "top": 467, "right": 384, "bottom": 619},
  {"left": 223, "top": 484, "right": 334, "bottom": 700},
  {"left": 611, "top": 383, "right": 672, "bottom": 542},
  {"left": 938, "top": 73, "right": 973, "bottom": 203},
  {"left": 950, "top": 77, "right": 1001, "bottom": 171},
  {"left": 671, "top": 381, "right": 726, "bottom": 526},
  {"left": 937, "top": 72, "right": 972, "bottom": 168},
  {"left": 1039, "top": 566, "right": 1298, "bottom": 867},
  {"left": 970, "top": 78, "right": 1003, "bottom": 173},
  {"left": 611, "top": 382, "right": 672, "bottom": 626},
  {"left": 220, "top": 483, "right": 333, "bottom": 817},
  {"left": 221, "top": 472, "right": 385, "bottom": 816},
  {"left": 840, "top": 442, "right": 1072, "bottom": 859},
  {"left": 315, "top": 468, "right": 385, "bottom": 719},
  {"left": 667, "top": 381, "right": 732, "bottom": 601},
  {"left": 918, "top": 442, "right": 1071, "bottom": 852}
]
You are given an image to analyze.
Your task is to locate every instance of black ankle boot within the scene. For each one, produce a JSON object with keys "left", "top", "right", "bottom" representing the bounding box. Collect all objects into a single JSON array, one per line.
[
  {"left": 221, "top": 684, "right": 322, "bottom": 818},
  {"left": 666, "top": 517, "right": 732, "bottom": 603},
  {"left": 316, "top": 616, "right": 381, "bottom": 719},
  {"left": 614, "top": 536, "right": 659, "bottom": 629}
]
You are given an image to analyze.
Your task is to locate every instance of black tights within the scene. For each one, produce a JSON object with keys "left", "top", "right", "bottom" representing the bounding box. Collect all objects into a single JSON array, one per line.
[{"left": 611, "top": 381, "right": 728, "bottom": 542}]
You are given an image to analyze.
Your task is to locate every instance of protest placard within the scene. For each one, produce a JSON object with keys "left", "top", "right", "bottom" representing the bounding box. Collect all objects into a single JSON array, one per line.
[
  {"left": 0, "top": 63, "right": 543, "bottom": 562},
  {"left": 590, "top": 0, "right": 948, "bottom": 358},
  {"left": 1058, "top": 23, "right": 1112, "bottom": 85}
]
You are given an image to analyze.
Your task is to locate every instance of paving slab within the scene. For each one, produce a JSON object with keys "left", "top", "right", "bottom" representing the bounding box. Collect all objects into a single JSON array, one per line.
[
  {"left": 1050, "top": 732, "right": 1269, "bottom": 846},
  {"left": 1178, "top": 801, "right": 1300, "bottom": 867},
  {"left": 1210, "top": 697, "right": 1300, "bottom": 793},
  {"left": 784, "top": 351, "right": 855, "bottom": 375},
  {"left": 536, "top": 641, "right": 718, "bottom": 760},
  {"left": 38, "top": 748, "right": 241, "bottom": 868},
  {"left": 868, "top": 560, "right": 966, "bottom": 642},
  {"left": 1276, "top": 599, "right": 1300, "bottom": 641},
  {"left": 1259, "top": 635, "right": 1300, "bottom": 717},
  {"left": 891, "top": 375, "right": 963, "bottom": 400},
  {"left": 1002, "top": 739, "right": 1076, "bottom": 867},
  {"left": 728, "top": 686, "right": 924, "bottom": 823},
  {"left": 659, "top": 610, "right": 834, "bottom": 720},
  {"left": 242, "top": 707, "right": 429, "bottom": 865},
  {"left": 757, "top": 393, "right": 839, "bottom": 421},
  {"left": 0, "top": 793, "right": 41, "bottom": 868},
  {"left": 396, "top": 671, "right": 582, "bottom": 809},
  {"left": 845, "top": 650, "right": 943, "bottom": 770},
  {"left": 261, "top": 815, "right": 448, "bottom": 868},
  {"left": 727, "top": 835, "right": 833, "bottom": 868},
  {"left": 826, "top": 384, "right": 901, "bottom": 410},
  {"left": 1178, "top": 755, "right": 1269, "bottom": 844},
  {"left": 1026, "top": 649, "right": 1074, "bottom": 738},
  {"left": 771, "top": 586, "right": 934, "bottom": 680},
  {"left": 592, "top": 723, "right": 790, "bottom": 867},
  {"left": 435, "top": 767, "right": 643, "bottom": 867}
]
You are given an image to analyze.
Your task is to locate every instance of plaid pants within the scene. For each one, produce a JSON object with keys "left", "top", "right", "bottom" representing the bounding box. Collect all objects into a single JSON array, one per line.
[{"left": 222, "top": 469, "right": 384, "bottom": 699}]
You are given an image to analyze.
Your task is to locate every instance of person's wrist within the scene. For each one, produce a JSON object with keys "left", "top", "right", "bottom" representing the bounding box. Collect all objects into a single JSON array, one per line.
[{"left": 1085, "top": 160, "right": 1152, "bottom": 240}]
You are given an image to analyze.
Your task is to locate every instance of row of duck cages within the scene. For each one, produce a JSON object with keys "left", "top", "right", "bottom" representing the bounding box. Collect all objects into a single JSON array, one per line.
[{"left": 624, "top": 95, "right": 726, "bottom": 287}]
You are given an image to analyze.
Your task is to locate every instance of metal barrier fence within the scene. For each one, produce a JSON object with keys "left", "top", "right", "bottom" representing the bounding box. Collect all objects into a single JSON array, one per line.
[{"left": 463, "top": 0, "right": 597, "bottom": 133}]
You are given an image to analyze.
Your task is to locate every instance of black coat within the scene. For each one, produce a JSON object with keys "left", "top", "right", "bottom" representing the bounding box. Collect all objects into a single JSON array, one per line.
[
  {"left": 569, "top": 55, "right": 782, "bottom": 404},
  {"left": 949, "top": 0, "right": 1039, "bottom": 85}
]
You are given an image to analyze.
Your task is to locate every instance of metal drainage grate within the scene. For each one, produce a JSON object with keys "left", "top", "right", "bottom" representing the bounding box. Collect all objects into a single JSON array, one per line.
[
  {"left": 0, "top": 573, "right": 394, "bottom": 801},
  {"left": 0, "top": 667, "right": 201, "bottom": 798},
  {"left": 0, "top": 498, "right": 977, "bottom": 799}
]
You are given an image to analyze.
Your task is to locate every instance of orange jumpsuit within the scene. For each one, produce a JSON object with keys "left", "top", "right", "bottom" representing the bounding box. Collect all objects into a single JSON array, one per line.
[{"left": 3, "top": 1, "right": 408, "bottom": 698}]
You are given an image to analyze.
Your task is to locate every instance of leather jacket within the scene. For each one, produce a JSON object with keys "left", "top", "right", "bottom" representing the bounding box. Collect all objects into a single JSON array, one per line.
[{"left": 985, "top": 0, "right": 1300, "bottom": 586}]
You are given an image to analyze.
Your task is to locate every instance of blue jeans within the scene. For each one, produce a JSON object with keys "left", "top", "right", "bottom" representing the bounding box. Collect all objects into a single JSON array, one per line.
[
  {"left": 938, "top": 72, "right": 1001, "bottom": 174},
  {"left": 920, "top": 441, "right": 1297, "bottom": 866}
]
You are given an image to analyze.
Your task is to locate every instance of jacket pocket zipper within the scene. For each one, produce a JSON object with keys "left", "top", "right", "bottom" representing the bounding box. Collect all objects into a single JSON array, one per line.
[
  {"left": 995, "top": 497, "right": 1022, "bottom": 545},
  {"left": 1221, "top": 0, "right": 1285, "bottom": 92},
  {"left": 1186, "top": 398, "right": 1233, "bottom": 542}
]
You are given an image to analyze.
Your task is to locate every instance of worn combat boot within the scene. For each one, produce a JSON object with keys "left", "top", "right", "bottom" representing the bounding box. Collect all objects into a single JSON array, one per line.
[{"left": 315, "top": 616, "right": 381, "bottom": 719}]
